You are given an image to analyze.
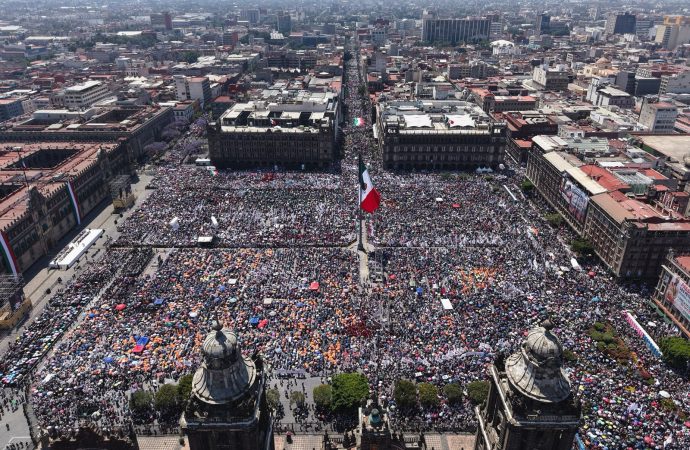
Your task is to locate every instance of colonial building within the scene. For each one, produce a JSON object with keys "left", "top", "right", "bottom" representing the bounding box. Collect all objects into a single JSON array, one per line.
[
  {"left": 0, "top": 105, "right": 173, "bottom": 162},
  {"left": 653, "top": 251, "right": 690, "bottom": 339},
  {"left": 180, "top": 320, "right": 274, "bottom": 450},
  {"left": 376, "top": 100, "right": 506, "bottom": 170},
  {"left": 208, "top": 92, "right": 340, "bottom": 169},
  {"left": 475, "top": 319, "right": 581, "bottom": 450},
  {"left": 0, "top": 141, "right": 127, "bottom": 276}
]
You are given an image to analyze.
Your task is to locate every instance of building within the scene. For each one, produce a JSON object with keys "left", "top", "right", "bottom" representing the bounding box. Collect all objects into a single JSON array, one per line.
[
  {"left": 653, "top": 251, "right": 690, "bottom": 339},
  {"left": 174, "top": 75, "right": 212, "bottom": 108},
  {"left": 472, "top": 89, "right": 537, "bottom": 113},
  {"left": 586, "top": 84, "right": 635, "bottom": 109},
  {"left": 150, "top": 12, "right": 173, "bottom": 31},
  {"left": 277, "top": 13, "right": 291, "bottom": 34},
  {"left": 376, "top": 100, "right": 506, "bottom": 170},
  {"left": 180, "top": 320, "right": 274, "bottom": 450},
  {"left": 0, "top": 141, "right": 127, "bottom": 276},
  {"left": 498, "top": 111, "right": 558, "bottom": 164},
  {"left": 527, "top": 136, "right": 690, "bottom": 278},
  {"left": 534, "top": 13, "right": 550, "bottom": 35},
  {"left": 659, "top": 70, "right": 690, "bottom": 95},
  {"left": 532, "top": 66, "right": 570, "bottom": 91},
  {"left": 63, "top": 81, "right": 111, "bottom": 110},
  {"left": 605, "top": 12, "right": 637, "bottom": 36},
  {"left": 639, "top": 101, "right": 678, "bottom": 133},
  {"left": 475, "top": 319, "right": 581, "bottom": 450},
  {"left": 421, "top": 17, "right": 491, "bottom": 44},
  {"left": 654, "top": 16, "right": 690, "bottom": 50},
  {"left": 208, "top": 91, "right": 340, "bottom": 169},
  {"left": 0, "top": 105, "right": 173, "bottom": 162},
  {"left": 0, "top": 98, "right": 24, "bottom": 121}
]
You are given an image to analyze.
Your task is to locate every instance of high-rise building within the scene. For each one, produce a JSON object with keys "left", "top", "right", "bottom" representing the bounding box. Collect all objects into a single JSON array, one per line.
[
  {"left": 180, "top": 320, "right": 274, "bottom": 450},
  {"left": 63, "top": 81, "right": 111, "bottom": 110},
  {"left": 605, "top": 12, "right": 637, "bottom": 36},
  {"left": 174, "top": 75, "right": 212, "bottom": 107},
  {"left": 639, "top": 101, "right": 678, "bottom": 133},
  {"left": 421, "top": 17, "right": 491, "bottom": 44},
  {"left": 535, "top": 13, "right": 550, "bottom": 35},
  {"left": 475, "top": 319, "right": 581, "bottom": 450},
  {"left": 150, "top": 12, "right": 173, "bottom": 31},
  {"left": 655, "top": 16, "right": 690, "bottom": 50},
  {"left": 277, "top": 13, "right": 291, "bottom": 34}
]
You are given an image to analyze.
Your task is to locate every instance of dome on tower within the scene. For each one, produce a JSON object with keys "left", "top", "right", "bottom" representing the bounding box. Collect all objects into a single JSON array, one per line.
[
  {"left": 505, "top": 319, "right": 571, "bottom": 403},
  {"left": 191, "top": 320, "right": 257, "bottom": 405}
]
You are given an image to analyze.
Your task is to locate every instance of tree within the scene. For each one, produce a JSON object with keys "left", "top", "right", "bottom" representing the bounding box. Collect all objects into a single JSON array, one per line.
[
  {"left": 418, "top": 383, "right": 439, "bottom": 408},
  {"left": 177, "top": 374, "right": 193, "bottom": 405},
  {"left": 393, "top": 379, "right": 417, "bottom": 409},
  {"left": 443, "top": 383, "right": 463, "bottom": 405},
  {"left": 144, "top": 141, "right": 167, "bottom": 157},
  {"left": 161, "top": 128, "right": 181, "bottom": 142},
  {"left": 331, "top": 372, "right": 369, "bottom": 411},
  {"left": 571, "top": 238, "right": 594, "bottom": 256},
  {"left": 520, "top": 179, "right": 535, "bottom": 193},
  {"left": 289, "top": 391, "right": 306, "bottom": 408},
  {"left": 545, "top": 213, "right": 563, "bottom": 227},
  {"left": 129, "top": 390, "right": 153, "bottom": 414},
  {"left": 154, "top": 384, "right": 179, "bottom": 414},
  {"left": 313, "top": 384, "right": 333, "bottom": 410},
  {"left": 266, "top": 388, "right": 280, "bottom": 411},
  {"left": 660, "top": 336, "right": 690, "bottom": 369},
  {"left": 466, "top": 381, "right": 490, "bottom": 405}
]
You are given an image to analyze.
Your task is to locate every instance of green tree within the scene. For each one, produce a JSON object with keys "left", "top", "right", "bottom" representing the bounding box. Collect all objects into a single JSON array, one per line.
[
  {"left": 331, "top": 372, "right": 370, "bottom": 411},
  {"left": 266, "top": 388, "right": 280, "bottom": 411},
  {"left": 466, "top": 381, "right": 490, "bottom": 405},
  {"left": 545, "top": 213, "right": 563, "bottom": 227},
  {"left": 571, "top": 238, "right": 594, "bottom": 256},
  {"left": 313, "top": 384, "right": 333, "bottom": 410},
  {"left": 393, "top": 379, "right": 417, "bottom": 409},
  {"left": 418, "top": 383, "right": 439, "bottom": 407},
  {"left": 177, "top": 374, "right": 193, "bottom": 405},
  {"left": 660, "top": 336, "right": 690, "bottom": 369},
  {"left": 154, "top": 384, "right": 179, "bottom": 414},
  {"left": 289, "top": 391, "right": 306, "bottom": 408},
  {"left": 129, "top": 390, "right": 153, "bottom": 414},
  {"left": 520, "top": 179, "right": 535, "bottom": 192},
  {"left": 443, "top": 383, "right": 463, "bottom": 405}
]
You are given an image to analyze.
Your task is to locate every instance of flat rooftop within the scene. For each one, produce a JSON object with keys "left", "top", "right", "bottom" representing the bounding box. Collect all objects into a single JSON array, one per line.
[{"left": 637, "top": 135, "right": 690, "bottom": 161}]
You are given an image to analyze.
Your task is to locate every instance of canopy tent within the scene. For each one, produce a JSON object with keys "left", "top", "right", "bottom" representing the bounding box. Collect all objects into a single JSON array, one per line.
[
  {"left": 440, "top": 298, "right": 453, "bottom": 310},
  {"left": 132, "top": 336, "right": 149, "bottom": 353},
  {"left": 115, "top": 304, "right": 126, "bottom": 311}
]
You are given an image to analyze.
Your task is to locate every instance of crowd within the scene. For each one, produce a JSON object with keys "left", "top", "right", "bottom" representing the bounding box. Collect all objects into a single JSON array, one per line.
[{"left": 0, "top": 43, "right": 689, "bottom": 450}]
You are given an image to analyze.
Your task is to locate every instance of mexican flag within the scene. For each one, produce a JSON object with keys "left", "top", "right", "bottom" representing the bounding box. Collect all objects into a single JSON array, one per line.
[
  {"left": 353, "top": 117, "right": 365, "bottom": 127},
  {"left": 359, "top": 156, "right": 380, "bottom": 214},
  {"left": 66, "top": 181, "right": 82, "bottom": 225},
  {"left": 0, "top": 230, "right": 19, "bottom": 279}
]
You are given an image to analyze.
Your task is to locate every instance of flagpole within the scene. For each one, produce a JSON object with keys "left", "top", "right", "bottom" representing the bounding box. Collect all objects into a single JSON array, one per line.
[{"left": 358, "top": 154, "right": 365, "bottom": 252}]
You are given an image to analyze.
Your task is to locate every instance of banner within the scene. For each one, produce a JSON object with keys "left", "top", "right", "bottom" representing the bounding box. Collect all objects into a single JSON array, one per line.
[
  {"left": 663, "top": 274, "right": 690, "bottom": 324},
  {"left": 0, "top": 230, "right": 19, "bottom": 279},
  {"left": 560, "top": 178, "right": 589, "bottom": 223}
]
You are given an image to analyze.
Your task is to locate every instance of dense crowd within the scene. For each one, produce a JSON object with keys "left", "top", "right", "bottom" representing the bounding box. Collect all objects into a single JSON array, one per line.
[{"left": 0, "top": 43, "right": 689, "bottom": 450}]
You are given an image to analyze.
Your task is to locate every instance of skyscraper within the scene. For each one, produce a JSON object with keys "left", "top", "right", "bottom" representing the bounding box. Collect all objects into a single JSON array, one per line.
[{"left": 605, "top": 12, "right": 637, "bottom": 35}]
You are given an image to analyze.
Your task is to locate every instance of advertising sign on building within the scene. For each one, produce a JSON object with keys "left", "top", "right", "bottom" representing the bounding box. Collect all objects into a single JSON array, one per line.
[
  {"left": 560, "top": 178, "right": 589, "bottom": 223},
  {"left": 664, "top": 274, "right": 690, "bottom": 323}
]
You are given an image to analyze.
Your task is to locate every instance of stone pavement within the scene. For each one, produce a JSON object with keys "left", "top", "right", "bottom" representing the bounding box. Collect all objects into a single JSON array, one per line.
[
  {"left": 0, "top": 389, "right": 32, "bottom": 450},
  {"left": 136, "top": 435, "right": 184, "bottom": 450},
  {"left": 274, "top": 434, "right": 325, "bottom": 450}
]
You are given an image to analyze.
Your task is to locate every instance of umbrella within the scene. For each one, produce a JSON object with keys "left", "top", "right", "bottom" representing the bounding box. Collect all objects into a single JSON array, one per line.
[
  {"left": 258, "top": 319, "right": 269, "bottom": 329},
  {"left": 435, "top": 197, "right": 443, "bottom": 202},
  {"left": 588, "top": 271, "right": 596, "bottom": 277},
  {"left": 249, "top": 317, "right": 260, "bottom": 325},
  {"left": 153, "top": 298, "right": 164, "bottom": 306},
  {"left": 115, "top": 304, "right": 126, "bottom": 311},
  {"left": 103, "top": 357, "right": 114, "bottom": 364},
  {"left": 452, "top": 203, "right": 461, "bottom": 208},
  {"left": 218, "top": 285, "right": 226, "bottom": 292},
  {"left": 229, "top": 297, "right": 238, "bottom": 303},
  {"left": 189, "top": 311, "right": 198, "bottom": 318},
  {"left": 309, "top": 281, "right": 320, "bottom": 290},
  {"left": 659, "top": 390, "right": 671, "bottom": 399},
  {"left": 296, "top": 302, "right": 305, "bottom": 307},
  {"left": 416, "top": 287, "right": 423, "bottom": 295}
]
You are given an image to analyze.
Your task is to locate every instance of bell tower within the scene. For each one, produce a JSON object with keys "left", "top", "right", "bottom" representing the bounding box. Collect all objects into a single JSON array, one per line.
[
  {"left": 475, "top": 319, "right": 581, "bottom": 450},
  {"left": 180, "top": 320, "right": 274, "bottom": 450}
]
